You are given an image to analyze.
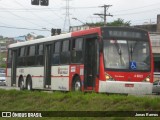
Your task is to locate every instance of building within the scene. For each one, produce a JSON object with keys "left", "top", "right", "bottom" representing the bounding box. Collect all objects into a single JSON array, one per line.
[
  {"left": 135, "top": 15, "right": 160, "bottom": 80},
  {"left": 14, "top": 36, "right": 26, "bottom": 42},
  {"left": 134, "top": 14, "right": 160, "bottom": 33}
]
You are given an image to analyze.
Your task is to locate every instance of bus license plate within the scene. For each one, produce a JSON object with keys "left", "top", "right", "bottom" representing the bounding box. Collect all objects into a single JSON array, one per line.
[{"left": 125, "top": 84, "right": 134, "bottom": 87}]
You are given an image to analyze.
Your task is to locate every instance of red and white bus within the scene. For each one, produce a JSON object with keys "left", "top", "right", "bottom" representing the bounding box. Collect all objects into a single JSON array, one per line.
[{"left": 6, "top": 26, "right": 153, "bottom": 94}]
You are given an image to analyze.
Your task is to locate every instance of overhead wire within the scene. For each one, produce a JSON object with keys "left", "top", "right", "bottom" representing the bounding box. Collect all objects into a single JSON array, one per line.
[
  {"left": 0, "top": 1, "right": 160, "bottom": 32},
  {"left": 112, "top": 2, "right": 160, "bottom": 13},
  {"left": 114, "top": 8, "right": 160, "bottom": 16},
  {"left": 0, "top": 4, "right": 45, "bottom": 29},
  {"left": 0, "top": 6, "right": 99, "bottom": 11},
  {"left": 0, "top": 25, "right": 49, "bottom": 31},
  {"left": 14, "top": 0, "right": 59, "bottom": 28}
]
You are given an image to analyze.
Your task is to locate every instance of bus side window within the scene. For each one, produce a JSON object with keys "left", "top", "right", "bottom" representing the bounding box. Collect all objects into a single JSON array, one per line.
[
  {"left": 60, "top": 40, "right": 70, "bottom": 64},
  {"left": 52, "top": 41, "right": 61, "bottom": 65},
  {"left": 17, "top": 47, "right": 25, "bottom": 66},
  {"left": 36, "top": 44, "right": 44, "bottom": 66},
  {"left": 71, "top": 38, "right": 83, "bottom": 63},
  {"left": 26, "top": 45, "right": 36, "bottom": 66}
]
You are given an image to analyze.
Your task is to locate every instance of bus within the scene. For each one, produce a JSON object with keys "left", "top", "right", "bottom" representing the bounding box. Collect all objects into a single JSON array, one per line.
[{"left": 6, "top": 26, "right": 153, "bottom": 94}]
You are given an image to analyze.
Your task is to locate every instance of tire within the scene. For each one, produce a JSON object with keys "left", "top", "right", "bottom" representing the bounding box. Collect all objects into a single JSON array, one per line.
[
  {"left": 27, "top": 77, "right": 32, "bottom": 91},
  {"left": 19, "top": 79, "right": 24, "bottom": 90},
  {"left": 72, "top": 76, "right": 81, "bottom": 91}
]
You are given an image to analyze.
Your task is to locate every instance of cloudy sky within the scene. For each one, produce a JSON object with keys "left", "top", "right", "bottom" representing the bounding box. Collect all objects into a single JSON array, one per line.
[{"left": 0, "top": 0, "right": 160, "bottom": 37}]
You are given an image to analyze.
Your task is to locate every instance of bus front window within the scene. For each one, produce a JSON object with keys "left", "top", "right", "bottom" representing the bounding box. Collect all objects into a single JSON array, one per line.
[
  {"left": 104, "top": 40, "right": 129, "bottom": 69},
  {"left": 103, "top": 40, "right": 150, "bottom": 71},
  {"left": 128, "top": 41, "right": 150, "bottom": 70}
]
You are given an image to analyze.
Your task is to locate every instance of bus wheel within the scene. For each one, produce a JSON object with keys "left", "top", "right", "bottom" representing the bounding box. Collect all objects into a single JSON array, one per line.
[
  {"left": 72, "top": 76, "right": 81, "bottom": 91},
  {"left": 19, "top": 79, "right": 24, "bottom": 90},
  {"left": 27, "top": 78, "right": 32, "bottom": 91}
]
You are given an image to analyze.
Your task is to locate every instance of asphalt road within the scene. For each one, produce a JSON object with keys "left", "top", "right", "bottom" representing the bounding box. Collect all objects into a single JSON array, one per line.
[{"left": 0, "top": 85, "right": 20, "bottom": 90}]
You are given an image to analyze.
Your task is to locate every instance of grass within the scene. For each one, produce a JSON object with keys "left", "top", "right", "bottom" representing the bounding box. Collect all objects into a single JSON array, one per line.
[
  {"left": 0, "top": 89, "right": 160, "bottom": 120},
  {"left": 0, "top": 52, "right": 6, "bottom": 68}
]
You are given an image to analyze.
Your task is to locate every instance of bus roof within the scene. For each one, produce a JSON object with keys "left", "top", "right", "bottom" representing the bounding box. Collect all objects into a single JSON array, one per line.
[
  {"left": 8, "top": 32, "right": 71, "bottom": 48},
  {"left": 8, "top": 27, "right": 102, "bottom": 49},
  {"left": 8, "top": 26, "right": 147, "bottom": 49}
]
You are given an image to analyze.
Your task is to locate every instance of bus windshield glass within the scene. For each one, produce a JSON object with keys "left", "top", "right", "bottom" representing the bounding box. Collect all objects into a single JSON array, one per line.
[{"left": 103, "top": 39, "right": 151, "bottom": 71}]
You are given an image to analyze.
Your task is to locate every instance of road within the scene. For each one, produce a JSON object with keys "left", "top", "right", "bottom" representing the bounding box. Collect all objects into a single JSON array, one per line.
[
  {"left": 0, "top": 85, "right": 20, "bottom": 90},
  {"left": 0, "top": 85, "right": 160, "bottom": 97}
]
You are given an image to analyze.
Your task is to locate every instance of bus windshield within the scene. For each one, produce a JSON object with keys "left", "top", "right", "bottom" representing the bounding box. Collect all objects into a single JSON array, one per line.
[{"left": 103, "top": 39, "right": 151, "bottom": 71}]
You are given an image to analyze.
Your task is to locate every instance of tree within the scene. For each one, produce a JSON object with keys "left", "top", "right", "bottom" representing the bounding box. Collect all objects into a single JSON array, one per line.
[
  {"left": 0, "top": 52, "right": 6, "bottom": 68},
  {"left": 107, "top": 18, "right": 131, "bottom": 26},
  {"left": 86, "top": 18, "right": 131, "bottom": 27}
]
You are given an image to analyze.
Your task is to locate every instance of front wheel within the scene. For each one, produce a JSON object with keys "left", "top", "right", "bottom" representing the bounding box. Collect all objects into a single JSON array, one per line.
[{"left": 72, "top": 76, "right": 81, "bottom": 91}]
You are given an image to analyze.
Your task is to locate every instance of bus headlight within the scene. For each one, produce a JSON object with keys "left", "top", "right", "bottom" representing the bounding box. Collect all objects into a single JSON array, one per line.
[
  {"left": 106, "top": 75, "right": 110, "bottom": 80},
  {"left": 143, "top": 76, "right": 150, "bottom": 82},
  {"left": 105, "top": 74, "right": 115, "bottom": 81},
  {"left": 145, "top": 77, "right": 150, "bottom": 82}
]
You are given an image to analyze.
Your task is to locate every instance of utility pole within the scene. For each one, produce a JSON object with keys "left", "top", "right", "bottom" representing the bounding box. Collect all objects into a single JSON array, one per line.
[
  {"left": 63, "top": 0, "right": 71, "bottom": 32},
  {"left": 0, "top": 44, "right": 1, "bottom": 66},
  {"left": 94, "top": 5, "right": 113, "bottom": 26}
]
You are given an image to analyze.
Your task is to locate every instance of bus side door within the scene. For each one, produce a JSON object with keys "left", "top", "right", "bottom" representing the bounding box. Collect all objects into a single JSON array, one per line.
[
  {"left": 84, "top": 36, "right": 99, "bottom": 90},
  {"left": 44, "top": 44, "right": 52, "bottom": 88},
  {"left": 11, "top": 49, "right": 17, "bottom": 86}
]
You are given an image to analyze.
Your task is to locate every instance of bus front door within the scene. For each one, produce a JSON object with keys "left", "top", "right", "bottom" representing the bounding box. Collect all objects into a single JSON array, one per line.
[
  {"left": 44, "top": 44, "right": 51, "bottom": 89},
  {"left": 84, "top": 37, "right": 98, "bottom": 90},
  {"left": 11, "top": 50, "right": 17, "bottom": 86}
]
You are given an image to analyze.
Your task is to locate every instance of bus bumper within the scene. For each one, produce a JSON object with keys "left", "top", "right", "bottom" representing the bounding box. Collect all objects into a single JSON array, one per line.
[{"left": 99, "top": 80, "right": 153, "bottom": 95}]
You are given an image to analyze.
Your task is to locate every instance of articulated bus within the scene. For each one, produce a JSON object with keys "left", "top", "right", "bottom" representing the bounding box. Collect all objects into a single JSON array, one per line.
[{"left": 6, "top": 26, "right": 153, "bottom": 94}]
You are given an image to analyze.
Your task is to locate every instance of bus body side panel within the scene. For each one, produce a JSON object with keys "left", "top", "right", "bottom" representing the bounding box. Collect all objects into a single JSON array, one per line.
[
  {"left": 51, "top": 65, "right": 70, "bottom": 91},
  {"left": 148, "top": 33, "right": 154, "bottom": 83},
  {"left": 69, "top": 64, "right": 84, "bottom": 91},
  {"left": 50, "top": 65, "right": 84, "bottom": 91},
  {"left": 16, "top": 67, "right": 44, "bottom": 89}
]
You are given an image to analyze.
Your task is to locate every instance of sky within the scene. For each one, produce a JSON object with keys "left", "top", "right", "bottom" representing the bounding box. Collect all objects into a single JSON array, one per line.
[{"left": 0, "top": 0, "right": 160, "bottom": 37}]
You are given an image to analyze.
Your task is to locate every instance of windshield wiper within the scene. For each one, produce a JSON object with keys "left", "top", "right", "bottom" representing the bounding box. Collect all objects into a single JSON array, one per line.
[
  {"left": 114, "top": 42, "right": 125, "bottom": 66},
  {"left": 129, "top": 41, "right": 138, "bottom": 61}
]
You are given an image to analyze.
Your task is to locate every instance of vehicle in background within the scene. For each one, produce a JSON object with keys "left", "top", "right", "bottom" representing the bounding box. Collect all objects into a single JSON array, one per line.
[
  {"left": 0, "top": 68, "right": 5, "bottom": 73},
  {"left": 0, "top": 73, "right": 6, "bottom": 86},
  {"left": 152, "top": 80, "right": 160, "bottom": 95}
]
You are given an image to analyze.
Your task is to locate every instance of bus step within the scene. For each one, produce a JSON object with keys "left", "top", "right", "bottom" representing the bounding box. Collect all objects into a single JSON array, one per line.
[
  {"left": 84, "top": 90, "right": 94, "bottom": 92},
  {"left": 87, "top": 87, "right": 93, "bottom": 90},
  {"left": 43, "top": 88, "right": 51, "bottom": 91}
]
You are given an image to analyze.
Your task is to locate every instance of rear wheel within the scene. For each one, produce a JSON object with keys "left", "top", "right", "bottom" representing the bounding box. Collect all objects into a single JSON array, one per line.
[
  {"left": 27, "top": 77, "right": 32, "bottom": 91},
  {"left": 19, "top": 79, "right": 24, "bottom": 90},
  {"left": 72, "top": 76, "right": 81, "bottom": 91}
]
